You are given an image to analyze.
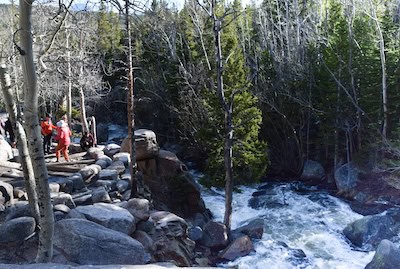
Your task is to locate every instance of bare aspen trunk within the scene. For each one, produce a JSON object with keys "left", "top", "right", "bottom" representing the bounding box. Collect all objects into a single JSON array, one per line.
[
  {"left": 0, "top": 64, "right": 40, "bottom": 222},
  {"left": 212, "top": 4, "right": 234, "bottom": 231},
  {"left": 125, "top": 0, "right": 138, "bottom": 198},
  {"left": 370, "top": 2, "right": 387, "bottom": 138},
  {"left": 19, "top": 0, "right": 54, "bottom": 262},
  {"left": 90, "top": 116, "right": 97, "bottom": 146},
  {"left": 79, "top": 88, "right": 89, "bottom": 133},
  {"left": 66, "top": 25, "right": 72, "bottom": 127}
]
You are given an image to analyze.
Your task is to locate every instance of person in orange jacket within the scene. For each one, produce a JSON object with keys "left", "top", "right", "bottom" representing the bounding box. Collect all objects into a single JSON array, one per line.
[
  {"left": 41, "top": 113, "right": 56, "bottom": 154},
  {"left": 54, "top": 115, "right": 72, "bottom": 162}
]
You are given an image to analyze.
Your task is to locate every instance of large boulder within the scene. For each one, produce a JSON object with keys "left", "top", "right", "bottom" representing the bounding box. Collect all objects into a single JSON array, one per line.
[
  {"left": 0, "top": 135, "right": 13, "bottom": 161},
  {"left": 200, "top": 221, "right": 229, "bottom": 250},
  {"left": 120, "top": 129, "right": 159, "bottom": 161},
  {"left": 365, "top": 239, "right": 400, "bottom": 269},
  {"left": 120, "top": 198, "right": 150, "bottom": 222},
  {"left": 335, "top": 163, "right": 359, "bottom": 193},
  {"left": 148, "top": 211, "right": 195, "bottom": 267},
  {"left": 300, "top": 160, "right": 325, "bottom": 181},
  {"left": 343, "top": 215, "right": 398, "bottom": 250},
  {"left": 232, "top": 218, "right": 264, "bottom": 240},
  {"left": 138, "top": 150, "right": 209, "bottom": 219},
  {"left": 219, "top": 235, "right": 254, "bottom": 261},
  {"left": 53, "top": 218, "right": 147, "bottom": 265},
  {"left": 0, "top": 217, "right": 35, "bottom": 243},
  {"left": 71, "top": 203, "right": 136, "bottom": 234}
]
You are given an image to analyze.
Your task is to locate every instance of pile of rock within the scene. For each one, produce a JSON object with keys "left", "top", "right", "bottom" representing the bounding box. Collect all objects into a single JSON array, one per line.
[{"left": 0, "top": 128, "right": 262, "bottom": 266}]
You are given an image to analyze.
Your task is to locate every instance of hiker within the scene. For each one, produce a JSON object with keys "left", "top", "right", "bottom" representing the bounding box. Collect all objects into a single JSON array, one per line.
[
  {"left": 80, "top": 131, "right": 95, "bottom": 151},
  {"left": 41, "top": 113, "right": 56, "bottom": 154},
  {"left": 54, "top": 115, "right": 72, "bottom": 162}
]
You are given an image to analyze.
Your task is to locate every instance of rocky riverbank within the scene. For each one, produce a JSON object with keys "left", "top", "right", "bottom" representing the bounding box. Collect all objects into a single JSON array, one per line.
[{"left": 0, "top": 129, "right": 262, "bottom": 267}]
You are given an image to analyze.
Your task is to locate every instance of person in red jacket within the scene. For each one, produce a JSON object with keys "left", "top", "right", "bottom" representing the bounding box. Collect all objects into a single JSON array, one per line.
[
  {"left": 41, "top": 113, "right": 56, "bottom": 154},
  {"left": 54, "top": 115, "right": 72, "bottom": 162}
]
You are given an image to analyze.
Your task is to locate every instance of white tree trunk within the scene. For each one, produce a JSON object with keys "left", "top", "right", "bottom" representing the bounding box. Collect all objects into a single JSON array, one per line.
[
  {"left": 0, "top": 63, "right": 40, "bottom": 222},
  {"left": 79, "top": 88, "right": 89, "bottom": 133},
  {"left": 19, "top": 0, "right": 54, "bottom": 262}
]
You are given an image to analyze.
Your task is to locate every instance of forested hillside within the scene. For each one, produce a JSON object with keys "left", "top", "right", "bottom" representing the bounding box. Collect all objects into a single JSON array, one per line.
[{"left": 0, "top": 0, "right": 399, "bottom": 183}]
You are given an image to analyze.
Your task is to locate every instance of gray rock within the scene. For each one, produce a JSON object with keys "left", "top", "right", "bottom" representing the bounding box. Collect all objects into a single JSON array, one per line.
[
  {"left": 200, "top": 221, "right": 229, "bottom": 250},
  {"left": 132, "top": 230, "right": 155, "bottom": 253},
  {"left": 116, "top": 180, "right": 130, "bottom": 193},
  {"left": 188, "top": 226, "right": 203, "bottom": 241},
  {"left": 113, "top": 152, "right": 130, "bottom": 167},
  {"left": 120, "top": 129, "right": 159, "bottom": 161},
  {"left": 73, "top": 203, "right": 136, "bottom": 234},
  {"left": 334, "top": 163, "right": 359, "bottom": 193},
  {"left": 365, "top": 239, "right": 400, "bottom": 269},
  {"left": 91, "top": 187, "right": 111, "bottom": 203},
  {"left": 343, "top": 215, "right": 397, "bottom": 249},
  {"left": 98, "top": 170, "right": 119, "bottom": 181},
  {"left": 233, "top": 218, "right": 264, "bottom": 240},
  {"left": 150, "top": 211, "right": 187, "bottom": 237},
  {"left": 219, "top": 235, "right": 254, "bottom": 261},
  {"left": 51, "top": 192, "right": 76, "bottom": 208},
  {"left": 49, "top": 183, "right": 60, "bottom": 193},
  {"left": 95, "top": 159, "right": 109, "bottom": 169},
  {"left": 104, "top": 143, "right": 121, "bottom": 158},
  {"left": 153, "top": 237, "right": 195, "bottom": 267},
  {"left": 97, "top": 155, "right": 113, "bottom": 166},
  {"left": 122, "top": 198, "right": 150, "bottom": 222},
  {"left": 5, "top": 201, "right": 33, "bottom": 221},
  {"left": 54, "top": 204, "right": 71, "bottom": 214},
  {"left": 300, "top": 160, "right": 325, "bottom": 180},
  {"left": 53, "top": 218, "right": 147, "bottom": 265},
  {"left": 48, "top": 177, "right": 73, "bottom": 194},
  {"left": 67, "top": 173, "right": 86, "bottom": 191},
  {"left": 79, "top": 164, "right": 102, "bottom": 181},
  {"left": 13, "top": 188, "right": 27, "bottom": 200},
  {"left": 87, "top": 147, "right": 104, "bottom": 160},
  {"left": 108, "top": 161, "right": 126, "bottom": 175},
  {"left": 96, "top": 179, "right": 118, "bottom": 191},
  {"left": 54, "top": 211, "right": 65, "bottom": 222},
  {"left": 0, "top": 217, "right": 35, "bottom": 243}
]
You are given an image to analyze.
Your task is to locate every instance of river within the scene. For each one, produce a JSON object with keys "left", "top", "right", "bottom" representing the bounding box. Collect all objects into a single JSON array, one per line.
[{"left": 200, "top": 182, "right": 375, "bottom": 269}]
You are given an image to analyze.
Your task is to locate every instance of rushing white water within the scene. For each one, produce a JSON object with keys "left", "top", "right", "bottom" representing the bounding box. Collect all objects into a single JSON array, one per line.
[{"left": 201, "top": 183, "right": 375, "bottom": 269}]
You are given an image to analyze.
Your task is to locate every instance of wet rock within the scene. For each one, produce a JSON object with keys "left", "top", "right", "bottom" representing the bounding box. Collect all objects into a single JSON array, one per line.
[
  {"left": 200, "top": 221, "right": 229, "bottom": 250},
  {"left": 232, "top": 218, "right": 264, "bottom": 240},
  {"left": 219, "top": 235, "right": 254, "bottom": 261},
  {"left": 188, "top": 226, "right": 203, "bottom": 241},
  {"left": 365, "top": 239, "right": 400, "bottom": 269},
  {"left": 54, "top": 218, "right": 147, "bottom": 265},
  {"left": 343, "top": 214, "right": 397, "bottom": 249}
]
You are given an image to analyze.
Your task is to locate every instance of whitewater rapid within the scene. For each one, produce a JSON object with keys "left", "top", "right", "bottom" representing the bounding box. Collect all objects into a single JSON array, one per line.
[{"left": 201, "top": 183, "right": 375, "bottom": 269}]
